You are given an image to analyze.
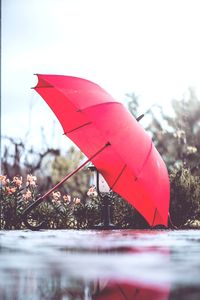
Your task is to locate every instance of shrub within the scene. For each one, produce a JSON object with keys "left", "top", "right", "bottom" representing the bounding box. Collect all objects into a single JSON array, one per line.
[
  {"left": 0, "top": 174, "right": 38, "bottom": 229},
  {"left": 2, "top": 167, "right": 200, "bottom": 230},
  {"left": 111, "top": 193, "right": 148, "bottom": 229},
  {"left": 0, "top": 174, "right": 149, "bottom": 230},
  {"left": 0, "top": 174, "right": 85, "bottom": 230},
  {"left": 170, "top": 166, "right": 200, "bottom": 227}
]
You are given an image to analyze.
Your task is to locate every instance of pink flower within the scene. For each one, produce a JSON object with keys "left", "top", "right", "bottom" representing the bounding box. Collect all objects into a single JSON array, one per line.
[
  {"left": 87, "top": 186, "right": 98, "bottom": 197},
  {"left": 13, "top": 176, "right": 23, "bottom": 188},
  {"left": 5, "top": 187, "right": 17, "bottom": 195},
  {"left": 23, "top": 189, "right": 32, "bottom": 200},
  {"left": 74, "top": 197, "right": 81, "bottom": 205},
  {"left": 52, "top": 191, "right": 61, "bottom": 201},
  {"left": 0, "top": 175, "right": 9, "bottom": 186},
  {"left": 63, "top": 195, "right": 71, "bottom": 203},
  {"left": 26, "top": 174, "right": 37, "bottom": 187}
]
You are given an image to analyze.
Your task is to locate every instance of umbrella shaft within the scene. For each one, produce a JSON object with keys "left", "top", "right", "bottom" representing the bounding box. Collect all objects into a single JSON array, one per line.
[{"left": 41, "top": 142, "right": 111, "bottom": 200}]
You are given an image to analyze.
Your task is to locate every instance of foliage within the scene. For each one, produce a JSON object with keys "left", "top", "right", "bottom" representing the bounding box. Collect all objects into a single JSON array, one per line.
[
  {"left": 0, "top": 174, "right": 37, "bottom": 229},
  {"left": 0, "top": 174, "right": 149, "bottom": 230},
  {"left": 0, "top": 174, "right": 85, "bottom": 230},
  {"left": 51, "top": 146, "right": 90, "bottom": 198},
  {"left": 1, "top": 136, "right": 60, "bottom": 180},
  {"left": 1, "top": 136, "right": 89, "bottom": 197},
  {"left": 125, "top": 92, "right": 140, "bottom": 117},
  {"left": 146, "top": 88, "right": 200, "bottom": 173},
  {"left": 126, "top": 88, "right": 200, "bottom": 174},
  {"left": 111, "top": 193, "right": 148, "bottom": 228},
  {"left": 169, "top": 167, "right": 200, "bottom": 227},
  {"left": 126, "top": 88, "right": 200, "bottom": 228},
  {"left": 84, "top": 193, "right": 102, "bottom": 227}
]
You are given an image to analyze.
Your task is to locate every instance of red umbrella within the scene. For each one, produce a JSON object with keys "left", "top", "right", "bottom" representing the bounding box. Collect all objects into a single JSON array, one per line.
[{"left": 33, "top": 74, "right": 170, "bottom": 227}]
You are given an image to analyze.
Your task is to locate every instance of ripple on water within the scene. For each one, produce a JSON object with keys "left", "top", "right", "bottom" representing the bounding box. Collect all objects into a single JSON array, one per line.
[{"left": 1, "top": 229, "right": 200, "bottom": 300}]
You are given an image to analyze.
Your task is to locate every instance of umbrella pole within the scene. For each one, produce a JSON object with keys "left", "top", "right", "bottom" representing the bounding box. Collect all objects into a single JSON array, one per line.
[
  {"left": 100, "top": 193, "right": 116, "bottom": 229},
  {"left": 21, "top": 142, "right": 111, "bottom": 230},
  {"left": 96, "top": 172, "right": 116, "bottom": 229}
]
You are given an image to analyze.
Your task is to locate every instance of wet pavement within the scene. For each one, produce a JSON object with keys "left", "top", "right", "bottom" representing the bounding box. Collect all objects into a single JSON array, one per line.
[{"left": 0, "top": 229, "right": 200, "bottom": 299}]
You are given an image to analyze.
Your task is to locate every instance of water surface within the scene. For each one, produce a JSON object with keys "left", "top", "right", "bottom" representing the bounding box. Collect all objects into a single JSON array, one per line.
[{"left": 0, "top": 229, "right": 200, "bottom": 299}]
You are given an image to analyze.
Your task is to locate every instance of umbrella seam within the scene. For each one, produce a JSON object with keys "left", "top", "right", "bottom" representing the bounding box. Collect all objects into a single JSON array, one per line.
[
  {"left": 34, "top": 85, "right": 54, "bottom": 88},
  {"left": 135, "top": 141, "right": 153, "bottom": 181},
  {"left": 35, "top": 77, "right": 124, "bottom": 137},
  {"left": 78, "top": 101, "right": 123, "bottom": 111},
  {"left": 35, "top": 75, "right": 121, "bottom": 110},
  {"left": 35, "top": 76, "right": 128, "bottom": 148},
  {"left": 64, "top": 122, "right": 92, "bottom": 134},
  {"left": 110, "top": 164, "right": 127, "bottom": 190},
  {"left": 151, "top": 208, "right": 157, "bottom": 227}
]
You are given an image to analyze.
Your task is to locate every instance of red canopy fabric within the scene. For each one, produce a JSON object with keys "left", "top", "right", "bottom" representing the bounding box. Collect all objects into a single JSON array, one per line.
[{"left": 34, "top": 74, "right": 170, "bottom": 226}]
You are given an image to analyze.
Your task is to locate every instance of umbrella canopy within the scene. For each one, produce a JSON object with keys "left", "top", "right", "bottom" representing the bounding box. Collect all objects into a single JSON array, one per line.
[{"left": 34, "top": 74, "right": 170, "bottom": 226}]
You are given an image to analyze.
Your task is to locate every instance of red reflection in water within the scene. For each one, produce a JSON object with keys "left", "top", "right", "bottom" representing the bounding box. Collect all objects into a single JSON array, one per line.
[
  {"left": 92, "top": 231, "right": 170, "bottom": 300},
  {"left": 93, "top": 280, "right": 169, "bottom": 300}
]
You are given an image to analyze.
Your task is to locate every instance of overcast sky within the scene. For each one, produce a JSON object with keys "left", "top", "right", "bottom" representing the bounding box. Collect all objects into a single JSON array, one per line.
[{"left": 2, "top": 0, "right": 200, "bottom": 151}]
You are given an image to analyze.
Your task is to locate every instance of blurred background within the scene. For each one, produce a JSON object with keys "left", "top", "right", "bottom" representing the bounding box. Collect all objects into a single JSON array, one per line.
[
  {"left": 2, "top": 0, "right": 200, "bottom": 143},
  {"left": 1, "top": 0, "right": 200, "bottom": 204}
]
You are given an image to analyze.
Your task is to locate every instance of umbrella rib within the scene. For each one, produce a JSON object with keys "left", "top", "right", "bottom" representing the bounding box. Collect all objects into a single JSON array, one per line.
[
  {"left": 151, "top": 208, "right": 157, "bottom": 227},
  {"left": 78, "top": 101, "right": 123, "bottom": 112},
  {"left": 33, "top": 85, "right": 54, "bottom": 88},
  {"left": 111, "top": 164, "right": 127, "bottom": 190},
  {"left": 64, "top": 122, "right": 92, "bottom": 134}
]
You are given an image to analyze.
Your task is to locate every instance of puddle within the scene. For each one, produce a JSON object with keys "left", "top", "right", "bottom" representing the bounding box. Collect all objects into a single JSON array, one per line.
[{"left": 0, "top": 229, "right": 200, "bottom": 299}]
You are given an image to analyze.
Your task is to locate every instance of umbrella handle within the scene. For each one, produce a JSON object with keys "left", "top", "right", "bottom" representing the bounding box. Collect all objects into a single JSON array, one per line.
[{"left": 21, "top": 197, "right": 46, "bottom": 230}]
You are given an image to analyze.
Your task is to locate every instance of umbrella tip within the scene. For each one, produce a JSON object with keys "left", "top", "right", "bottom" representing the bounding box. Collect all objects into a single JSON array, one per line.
[{"left": 105, "top": 142, "right": 111, "bottom": 147}]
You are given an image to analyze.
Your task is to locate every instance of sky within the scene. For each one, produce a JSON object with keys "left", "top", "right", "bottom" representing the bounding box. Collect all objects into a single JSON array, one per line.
[{"left": 2, "top": 0, "right": 200, "bottom": 151}]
